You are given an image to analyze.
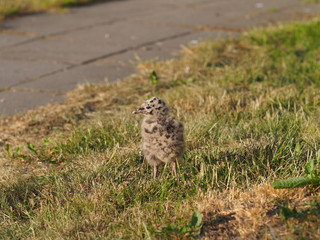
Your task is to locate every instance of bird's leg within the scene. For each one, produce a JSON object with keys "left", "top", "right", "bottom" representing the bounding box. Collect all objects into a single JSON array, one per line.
[
  {"left": 172, "top": 160, "right": 180, "bottom": 182},
  {"left": 153, "top": 165, "right": 157, "bottom": 179},
  {"left": 172, "top": 160, "right": 177, "bottom": 177}
]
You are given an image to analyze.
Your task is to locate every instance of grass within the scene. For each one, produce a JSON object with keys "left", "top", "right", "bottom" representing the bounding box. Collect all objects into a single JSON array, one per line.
[
  {"left": 0, "top": 18, "right": 320, "bottom": 239},
  {"left": 0, "top": 0, "right": 110, "bottom": 20}
]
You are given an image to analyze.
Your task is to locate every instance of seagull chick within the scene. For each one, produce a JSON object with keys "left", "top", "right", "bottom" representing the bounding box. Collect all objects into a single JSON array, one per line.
[{"left": 133, "top": 97, "right": 184, "bottom": 178}]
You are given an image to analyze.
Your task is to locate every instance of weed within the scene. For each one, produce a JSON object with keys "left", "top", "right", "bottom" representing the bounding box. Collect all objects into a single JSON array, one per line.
[
  {"left": 156, "top": 210, "right": 202, "bottom": 239},
  {"left": 149, "top": 70, "right": 159, "bottom": 85}
]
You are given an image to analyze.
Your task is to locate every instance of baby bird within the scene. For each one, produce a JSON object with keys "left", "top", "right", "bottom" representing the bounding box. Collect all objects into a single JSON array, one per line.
[{"left": 133, "top": 97, "right": 184, "bottom": 178}]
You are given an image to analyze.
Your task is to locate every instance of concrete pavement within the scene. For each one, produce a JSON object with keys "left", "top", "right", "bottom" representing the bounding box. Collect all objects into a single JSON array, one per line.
[{"left": 0, "top": 0, "right": 319, "bottom": 116}]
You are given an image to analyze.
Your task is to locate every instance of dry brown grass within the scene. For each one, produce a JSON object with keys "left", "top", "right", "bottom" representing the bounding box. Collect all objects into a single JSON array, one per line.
[{"left": 199, "top": 185, "right": 319, "bottom": 239}]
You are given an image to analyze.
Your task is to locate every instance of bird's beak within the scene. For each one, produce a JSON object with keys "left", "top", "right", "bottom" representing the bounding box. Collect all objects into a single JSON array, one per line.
[{"left": 132, "top": 107, "right": 145, "bottom": 114}]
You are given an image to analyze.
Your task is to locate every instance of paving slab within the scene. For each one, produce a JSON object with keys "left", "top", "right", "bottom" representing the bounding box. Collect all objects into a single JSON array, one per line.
[
  {"left": 0, "top": 89, "right": 64, "bottom": 116},
  {"left": 0, "top": 59, "right": 68, "bottom": 88},
  {"left": 0, "top": 32, "right": 33, "bottom": 48}
]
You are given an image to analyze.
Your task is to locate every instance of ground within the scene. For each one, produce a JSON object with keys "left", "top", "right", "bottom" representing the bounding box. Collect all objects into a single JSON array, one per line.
[{"left": 0, "top": 18, "right": 319, "bottom": 239}]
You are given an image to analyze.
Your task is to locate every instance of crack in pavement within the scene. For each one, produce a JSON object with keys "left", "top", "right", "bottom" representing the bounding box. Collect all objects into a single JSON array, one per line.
[
  {"left": 0, "top": 28, "right": 38, "bottom": 37},
  {"left": 134, "top": 20, "right": 244, "bottom": 33},
  {"left": 0, "top": 87, "right": 11, "bottom": 93},
  {"left": 0, "top": 54, "right": 75, "bottom": 65},
  {"left": 9, "top": 87, "right": 65, "bottom": 95},
  {"left": 8, "top": 67, "right": 69, "bottom": 88}
]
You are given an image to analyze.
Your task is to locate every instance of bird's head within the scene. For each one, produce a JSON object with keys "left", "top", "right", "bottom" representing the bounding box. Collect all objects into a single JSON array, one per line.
[{"left": 132, "top": 97, "right": 169, "bottom": 116}]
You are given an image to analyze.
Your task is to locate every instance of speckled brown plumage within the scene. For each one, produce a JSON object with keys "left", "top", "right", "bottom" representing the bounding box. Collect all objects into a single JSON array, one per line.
[{"left": 133, "top": 97, "right": 184, "bottom": 178}]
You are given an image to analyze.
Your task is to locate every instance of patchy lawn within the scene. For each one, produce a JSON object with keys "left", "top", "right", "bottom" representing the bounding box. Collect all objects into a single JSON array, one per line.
[{"left": 0, "top": 18, "right": 319, "bottom": 239}]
